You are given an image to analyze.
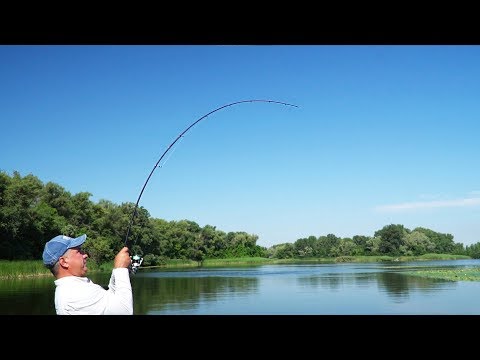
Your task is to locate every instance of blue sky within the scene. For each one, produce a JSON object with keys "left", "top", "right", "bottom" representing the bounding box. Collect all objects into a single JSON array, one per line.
[{"left": 1, "top": 45, "right": 479, "bottom": 248}]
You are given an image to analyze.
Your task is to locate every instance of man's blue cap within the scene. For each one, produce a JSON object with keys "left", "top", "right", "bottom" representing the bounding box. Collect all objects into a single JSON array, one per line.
[{"left": 42, "top": 234, "right": 87, "bottom": 267}]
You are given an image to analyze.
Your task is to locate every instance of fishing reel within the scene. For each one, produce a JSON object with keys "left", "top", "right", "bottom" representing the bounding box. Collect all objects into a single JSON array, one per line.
[{"left": 130, "top": 254, "right": 143, "bottom": 274}]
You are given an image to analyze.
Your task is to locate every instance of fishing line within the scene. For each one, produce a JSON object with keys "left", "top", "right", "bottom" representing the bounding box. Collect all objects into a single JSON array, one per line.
[
  {"left": 124, "top": 99, "right": 298, "bottom": 273},
  {"left": 158, "top": 135, "right": 185, "bottom": 168}
]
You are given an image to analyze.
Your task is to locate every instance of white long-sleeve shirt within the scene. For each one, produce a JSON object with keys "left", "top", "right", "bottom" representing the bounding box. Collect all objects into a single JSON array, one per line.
[{"left": 54, "top": 268, "right": 133, "bottom": 315}]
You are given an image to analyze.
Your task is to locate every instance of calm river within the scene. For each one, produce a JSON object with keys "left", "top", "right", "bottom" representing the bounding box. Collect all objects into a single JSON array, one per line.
[{"left": 2, "top": 259, "right": 480, "bottom": 315}]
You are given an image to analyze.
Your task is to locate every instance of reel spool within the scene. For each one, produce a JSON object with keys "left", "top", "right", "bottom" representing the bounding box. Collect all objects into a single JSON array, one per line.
[{"left": 130, "top": 254, "right": 143, "bottom": 274}]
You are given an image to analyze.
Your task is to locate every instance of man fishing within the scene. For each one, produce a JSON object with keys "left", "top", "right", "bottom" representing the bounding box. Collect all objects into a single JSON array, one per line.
[
  {"left": 42, "top": 234, "right": 133, "bottom": 315},
  {"left": 40, "top": 100, "right": 296, "bottom": 316}
]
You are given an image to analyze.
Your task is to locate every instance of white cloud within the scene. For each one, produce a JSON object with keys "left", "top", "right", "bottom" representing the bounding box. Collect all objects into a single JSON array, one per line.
[{"left": 375, "top": 197, "right": 480, "bottom": 212}]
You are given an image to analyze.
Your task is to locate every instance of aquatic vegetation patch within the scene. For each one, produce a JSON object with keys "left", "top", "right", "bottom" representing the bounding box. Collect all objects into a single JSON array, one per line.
[{"left": 405, "top": 267, "right": 480, "bottom": 281}]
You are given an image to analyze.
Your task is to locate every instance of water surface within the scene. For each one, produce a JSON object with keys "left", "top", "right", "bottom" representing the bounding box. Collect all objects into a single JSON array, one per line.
[{"left": 1, "top": 259, "right": 479, "bottom": 315}]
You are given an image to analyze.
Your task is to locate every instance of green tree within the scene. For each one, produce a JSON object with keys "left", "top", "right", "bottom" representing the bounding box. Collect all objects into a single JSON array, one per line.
[
  {"left": 84, "top": 235, "right": 115, "bottom": 265},
  {"left": 41, "top": 182, "right": 73, "bottom": 219},
  {"left": 331, "top": 238, "right": 358, "bottom": 257},
  {"left": 0, "top": 172, "right": 44, "bottom": 259},
  {"left": 402, "top": 230, "right": 435, "bottom": 256},
  {"left": 273, "top": 243, "right": 295, "bottom": 259},
  {"left": 352, "top": 235, "right": 369, "bottom": 255},
  {"left": 413, "top": 227, "right": 455, "bottom": 254},
  {"left": 294, "top": 236, "right": 317, "bottom": 257},
  {"left": 365, "top": 236, "right": 381, "bottom": 255},
  {"left": 375, "top": 224, "right": 408, "bottom": 255},
  {"left": 465, "top": 242, "right": 480, "bottom": 258},
  {"left": 70, "top": 192, "right": 95, "bottom": 229},
  {"left": 316, "top": 233, "right": 340, "bottom": 257}
]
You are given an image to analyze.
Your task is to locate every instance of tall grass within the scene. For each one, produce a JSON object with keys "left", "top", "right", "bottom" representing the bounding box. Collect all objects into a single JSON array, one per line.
[
  {"left": 416, "top": 253, "right": 470, "bottom": 260},
  {"left": 203, "top": 257, "right": 271, "bottom": 266},
  {"left": 0, "top": 260, "right": 51, "bottom": 279}
]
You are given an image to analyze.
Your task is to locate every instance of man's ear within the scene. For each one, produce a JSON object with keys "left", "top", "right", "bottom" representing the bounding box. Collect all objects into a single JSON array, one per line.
[{"left": 58, "top": 256, "right": 69, "bottom": 268}]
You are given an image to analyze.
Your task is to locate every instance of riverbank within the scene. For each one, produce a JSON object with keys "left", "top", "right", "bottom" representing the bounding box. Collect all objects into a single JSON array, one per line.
[{"left": 0, "top": 253, "right": 475, "bottom": 280}]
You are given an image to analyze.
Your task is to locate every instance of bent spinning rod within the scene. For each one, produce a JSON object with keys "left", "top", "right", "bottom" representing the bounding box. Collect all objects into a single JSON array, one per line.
[{"left": 125, "top": 99, "right": 298, "bottom": 273}]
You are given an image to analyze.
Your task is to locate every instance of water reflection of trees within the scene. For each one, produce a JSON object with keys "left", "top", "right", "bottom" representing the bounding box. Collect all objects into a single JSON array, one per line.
[
  {"left": 376, "top": 272, "right": 455, "bottom": 301},
  {"left": 0, "top": 277, "right": 55, "bottom": 315},
  {"left": 131, "top": 275, "right": 258, "bottom": 314},
  {"left": 0, "top": 272, "right": 259, "bottom": 315},
  {"left": 297, "top": 274, "right": 344, "bottom": 290},
  {"left": 296, "top": 271, "right": 456, "bottom": 302},
  {"left": 297, "top": 273, "right": 376, "bottom": 290}
]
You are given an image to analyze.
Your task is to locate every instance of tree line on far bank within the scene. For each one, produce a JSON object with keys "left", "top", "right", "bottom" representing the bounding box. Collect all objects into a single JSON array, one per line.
[{"left": 1, "top": 170, "right": 479, "bottom": 266}]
